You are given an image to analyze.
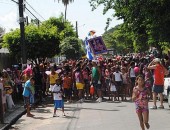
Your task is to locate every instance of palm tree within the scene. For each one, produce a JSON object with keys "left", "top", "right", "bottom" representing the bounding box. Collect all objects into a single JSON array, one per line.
[{"left": 57, "top": 0, "right": 74, "bottom": 21}]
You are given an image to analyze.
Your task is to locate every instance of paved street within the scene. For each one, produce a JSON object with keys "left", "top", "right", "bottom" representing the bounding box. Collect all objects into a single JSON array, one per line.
[{"left": 10, "top": 99, "right": 170, "bottom": 130}]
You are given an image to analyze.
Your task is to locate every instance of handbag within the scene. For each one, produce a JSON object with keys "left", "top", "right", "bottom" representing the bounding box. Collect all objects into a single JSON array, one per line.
[{"left": 90, "top": 85, "right": 95, "bottom": 95}]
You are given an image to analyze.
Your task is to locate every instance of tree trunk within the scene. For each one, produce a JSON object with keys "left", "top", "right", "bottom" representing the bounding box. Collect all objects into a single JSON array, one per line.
[{"left": 65, "top": 4, "right": 67, "bottom": 21}]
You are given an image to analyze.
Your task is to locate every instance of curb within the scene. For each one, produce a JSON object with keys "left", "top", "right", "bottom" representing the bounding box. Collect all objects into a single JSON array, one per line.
[
  {"left": 0, "top": 99, "right": 42, "bottom": 130},
  {"left": 1, "top": 109, "right": 26, "bottom": 130}
]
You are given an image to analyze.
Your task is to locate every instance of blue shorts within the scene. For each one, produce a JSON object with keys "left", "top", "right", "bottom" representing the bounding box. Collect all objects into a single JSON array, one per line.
[
  {"left": 152, "top": 85, "right": 164, "bottom": 93},
  {"left": 30, "top": 94, "right": 35, "bottom": 105},
  {"left": 54, "top": 100, "right": 64, "bottom": 109}
]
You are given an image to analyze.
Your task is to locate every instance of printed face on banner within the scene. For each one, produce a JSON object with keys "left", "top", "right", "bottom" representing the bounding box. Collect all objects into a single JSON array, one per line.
[{"left": 88, "top": 36, "right": 107, "bottom": 55}]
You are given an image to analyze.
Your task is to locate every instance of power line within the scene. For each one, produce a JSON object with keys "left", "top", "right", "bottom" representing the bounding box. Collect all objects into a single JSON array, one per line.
[
  {"left": 10, "top": 0, "right": 18, "bottom": 4},
  {"left": 25, "top": 1, "right": 46, "bottom": 21},
  {"left": 25, "top": 6, "right": 41, "bottom": 23},
  {"left": 10, "top": 0, "right": 42, "bottom": 23}
]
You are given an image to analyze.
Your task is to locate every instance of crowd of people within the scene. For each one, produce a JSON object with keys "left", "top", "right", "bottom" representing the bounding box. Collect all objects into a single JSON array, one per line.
[{"left": 0, "top": 52, "right": 170, "bottom": 128}]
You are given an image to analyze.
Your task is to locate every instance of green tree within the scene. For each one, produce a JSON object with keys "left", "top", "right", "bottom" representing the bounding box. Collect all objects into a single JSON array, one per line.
[
  {"left": 103, "top": 24, "right": 133, "bottom": 54},
  {"left": 60, "top": 37, "right": 84, "bottom": 59},
  {"left": 2, "top": 16, "right": 76, "bottom": 63},
  {"left": 90, "top": 0, "right": 170, "bottom": 54},
  {"left": 42, "top": 16, "right": 76, "bottom": 39},
  {"left": 3, "top": 24, "right": 60, "bottom": 64},
  {"left": 0, "top": 26, "right": 5, "bottom": 46}
]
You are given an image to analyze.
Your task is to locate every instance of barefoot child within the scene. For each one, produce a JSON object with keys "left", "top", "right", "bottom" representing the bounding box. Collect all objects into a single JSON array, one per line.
[
  {"left": 22, "top": 77, "right": 35, "bottom": 117},
  {"left": 52, "top": 78, "right": 65, "bottom": 117},
  {"left": 132, "top": 75, "right": 150, "bottom": 130},
  {"left": 30, "top": 84, "right": 35, "bottom": 109}
]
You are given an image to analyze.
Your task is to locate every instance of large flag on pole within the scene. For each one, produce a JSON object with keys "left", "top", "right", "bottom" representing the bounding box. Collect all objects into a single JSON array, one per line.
[{"left": 84, "top": 38, "right": 93, "bottom": 60}]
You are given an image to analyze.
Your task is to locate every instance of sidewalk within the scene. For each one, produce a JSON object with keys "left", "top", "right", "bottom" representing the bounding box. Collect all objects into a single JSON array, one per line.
[
  {"left": 0, "top": 97, "right": 48, "bottom": 130},
  {"left": 0, "top": 103, "right": 26, "bottom": 130}
]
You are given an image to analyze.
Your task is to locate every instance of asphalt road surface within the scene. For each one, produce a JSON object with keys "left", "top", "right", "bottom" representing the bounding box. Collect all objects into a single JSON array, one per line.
[{"left": 10, "top": 99, "right": 170, "bottom": 130}]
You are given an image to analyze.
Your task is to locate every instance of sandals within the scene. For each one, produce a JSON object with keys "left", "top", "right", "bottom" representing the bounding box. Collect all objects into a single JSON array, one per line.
[
  {"left": 145, "top": 123, "right": 150, "bottom": 129},
  {"left": 150, "top": 105, "right": 164, "bottom": 109},
  {"left": 150, "top": 106, "right": 157, "bottom": 109},
  {"left": 158, "top": 105, "right": 164, "bottom": 109}
]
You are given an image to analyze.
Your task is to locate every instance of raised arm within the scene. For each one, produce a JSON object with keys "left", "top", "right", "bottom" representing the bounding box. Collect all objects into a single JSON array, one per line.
[{"left": 147, "top": 60, "right": 156, "bottom": 70}]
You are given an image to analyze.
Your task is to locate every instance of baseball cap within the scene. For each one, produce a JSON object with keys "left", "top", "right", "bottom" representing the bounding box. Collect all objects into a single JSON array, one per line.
[{"left": 154, "top": 58, "right": 161, "bottom": 63}]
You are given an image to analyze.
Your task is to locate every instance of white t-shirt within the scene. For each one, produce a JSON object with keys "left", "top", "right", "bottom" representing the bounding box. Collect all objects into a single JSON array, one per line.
[
  {"left": 113, "top": 72, "right": 122, "bottom": 82},
  {"left": 129, "top": 67, "right": 136, "bottom": 78},
  {"left": 52, "top": 84, "right": 62, "bottom": 100},
  {"left": 110, "top": 83, "right": 117, "bottom": 92}
]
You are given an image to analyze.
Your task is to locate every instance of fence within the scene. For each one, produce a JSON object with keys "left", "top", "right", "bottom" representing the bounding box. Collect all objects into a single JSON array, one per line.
[
  {"left": 53, "top": 56, "right": 66, "bottom": 64},
  {"left": 0, "top": 52, "right": 16, "bottom": 70}
]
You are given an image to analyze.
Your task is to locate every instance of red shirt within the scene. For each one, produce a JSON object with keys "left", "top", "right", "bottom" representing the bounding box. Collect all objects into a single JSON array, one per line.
[
  {"left": 63, "top": 77, "right": 72, "bottom": 89},
  {"left": 154, "top": 64, "right": 164, "bottom": 85}
]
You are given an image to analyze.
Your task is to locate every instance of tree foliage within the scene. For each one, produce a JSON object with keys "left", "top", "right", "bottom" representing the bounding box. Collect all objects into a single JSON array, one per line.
[
  {"left": 0, "top": 26, "right": 5, "bottom": 45},
  {"left": 90, "top": 0, "right": 170, "bottom": 54},
  {"left": 60, "top": 37, "right": 84, "bottom": 59},
  {"left": 2, "top": 16, "right": 76, "bottom": 63},
  {"left": 103, "top": 24, "right": 133, "bottom": 54}
]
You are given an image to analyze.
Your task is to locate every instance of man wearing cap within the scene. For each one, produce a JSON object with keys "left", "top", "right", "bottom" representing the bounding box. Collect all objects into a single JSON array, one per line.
[{"left": 148, "top": 58, "right": 169, "bottom": 109}]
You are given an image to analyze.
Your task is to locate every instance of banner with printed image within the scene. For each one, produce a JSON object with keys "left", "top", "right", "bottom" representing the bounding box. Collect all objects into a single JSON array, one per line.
[{"left": 88, "top": 36, "right": 107, "bottom": 55}]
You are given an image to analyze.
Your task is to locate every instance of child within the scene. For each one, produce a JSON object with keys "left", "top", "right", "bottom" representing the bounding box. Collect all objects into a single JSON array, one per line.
[
  {"left": 132, "top": 75, "right": 150, "bottom": 130},
  {"left": 121, "top": 67, "right": 130, "bottom": 100},
  {"left": 22, "top": 77, "right": 35, "bottom": 117},
  {"left": 63, "top": 72, "right": 72, "bottom": 103},
  {"left": 105, "top": 67, "right": 111, "bottom": 100},
  {"left": 110, "top": 73, "right": 117, "bottom": 101},
  {"left": 30, "top": 84, "right": 35, "bottom": 109},
  {"left": 52, "top": 78, "right": 65, "bottom": 117},
  {"left": 113, "top": 66, "right": 123, "bottom": 101}
]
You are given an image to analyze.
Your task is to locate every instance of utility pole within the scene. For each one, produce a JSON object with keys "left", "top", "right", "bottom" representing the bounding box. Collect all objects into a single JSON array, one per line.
[
  {"left": 19, "top": 0, "right": 26, "bottom": 64},
  {"left": 76, "top": 21, "right": 78, "bottom": 38}
]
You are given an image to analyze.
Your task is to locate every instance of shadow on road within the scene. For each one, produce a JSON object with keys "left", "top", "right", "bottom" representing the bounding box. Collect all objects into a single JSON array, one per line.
[
  {"left": 65, "top": 106, "right": 119, "bottom": 112},
  {"left": 116, "top": 105, "right": 127, "bottom": 107},
  {"left": 32, "top": 116, "right": 49, "bottom": 120},
  {"left": 64, "top": 115, "right": 78, "bottom": 119}
]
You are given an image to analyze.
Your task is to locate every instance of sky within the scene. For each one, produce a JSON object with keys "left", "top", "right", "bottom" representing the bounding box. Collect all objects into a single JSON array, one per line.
[{"left": 0, "top": 0, "right": 123, "bottom": 39}]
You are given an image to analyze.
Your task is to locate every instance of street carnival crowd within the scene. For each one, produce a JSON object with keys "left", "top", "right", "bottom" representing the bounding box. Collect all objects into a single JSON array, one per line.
[{"left": 0, "top": 51, "right": 170, "bottom": 129}]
